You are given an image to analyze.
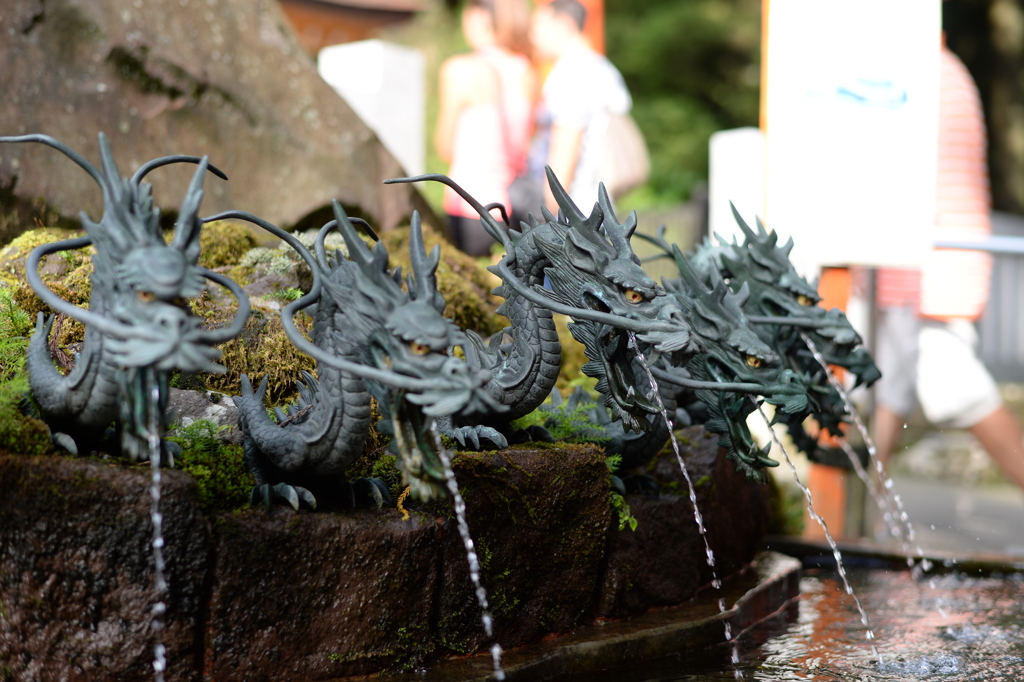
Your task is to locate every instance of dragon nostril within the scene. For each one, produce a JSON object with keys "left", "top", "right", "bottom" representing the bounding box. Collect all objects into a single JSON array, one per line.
[{"left": 155, "top": 308, "right": 188, "bottom": 331}]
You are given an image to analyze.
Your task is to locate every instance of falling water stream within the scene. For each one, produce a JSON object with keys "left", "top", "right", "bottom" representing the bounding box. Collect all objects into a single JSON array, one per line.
[
  {"left": 798, "top": 333, "right": 935, "bottom": 579},
  {"left": 755, "top": 402, "right": 882, "bottom": 663},
  {"left": 429, "top": 424, "right": 506, "bottom": 681},
  {"left": 628, "top": 334, "right": 742, "bottom": 674},
  {"left": 147, "top": 379, "right": 168, "bottom": 682}
]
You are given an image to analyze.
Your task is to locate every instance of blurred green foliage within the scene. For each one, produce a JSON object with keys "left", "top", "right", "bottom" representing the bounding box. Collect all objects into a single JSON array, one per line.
[
  {"left": 606, "top": 0, "right": 762, "bottom": 206},
  {"left": 168, "top": 419, "right": 255, "bottom": 513}
]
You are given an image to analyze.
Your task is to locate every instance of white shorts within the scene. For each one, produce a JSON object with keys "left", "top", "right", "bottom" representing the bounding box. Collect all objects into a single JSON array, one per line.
[{"left": 875, "top": 309, "right": 1001, "bottom": 428}]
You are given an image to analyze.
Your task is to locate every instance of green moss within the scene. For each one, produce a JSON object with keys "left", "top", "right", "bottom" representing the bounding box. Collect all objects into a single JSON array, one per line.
[
  {"left": 201, "top": 308, "right": 315, "bottom": 405},
  {"left": 199, "top": 220, "right": 257, "bottom": 269},
  {"left": 168, "top": 419, "right": 255, "bottom": 513},
  {"left": 0, "top": 328, "right": 54, "bottom": 456},
  {"left": 0, "top": 287, "right": 31, "bottom": 338},
  {"left": 375, "top": 620, "right": 435, "bottom": 673}
]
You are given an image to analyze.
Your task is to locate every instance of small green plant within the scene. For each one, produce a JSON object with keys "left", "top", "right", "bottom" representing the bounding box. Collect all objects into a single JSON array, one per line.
[
  {"left": 610, "top": 490, "right": 638, "bottom": 532},
  {"left": 0, "top": 286, "right": 32, "bottom": 339},
  {"left": 606, "top": 454, "right": 638, "bottom": 531},
  {"left": 511, "top": 397, "right": 608, "bottom": 443},
  {"left": 168, "top": 418, "right": 254, "bottom": 512},
  {"left": 369, "top": 453, "right": 404, "bottom": 501},
  {"left": 264, "top": 286, "right": 304, "bottom": 302}
]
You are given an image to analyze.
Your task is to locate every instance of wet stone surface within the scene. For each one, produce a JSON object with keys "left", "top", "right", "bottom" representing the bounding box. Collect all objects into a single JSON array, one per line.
[
  {"left": 0, "top": 454, "right": 212, "bottom": 682},
  {"left": 599, "top": 425, "right": 771, "bottom": 618},
  {"left": 0, "top": 430, "right": 770, "bottom": 680}
]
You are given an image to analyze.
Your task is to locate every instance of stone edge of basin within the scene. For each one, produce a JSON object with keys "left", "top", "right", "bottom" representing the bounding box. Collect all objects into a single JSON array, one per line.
[{"left": 765, "top": 535, "right": 1024, "bottom": 575}]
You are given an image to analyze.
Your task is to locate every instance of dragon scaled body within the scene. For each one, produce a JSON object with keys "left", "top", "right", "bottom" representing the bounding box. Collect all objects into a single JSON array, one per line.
[{"left": 3, "top": 133, "right": 247, "bottom": 462}]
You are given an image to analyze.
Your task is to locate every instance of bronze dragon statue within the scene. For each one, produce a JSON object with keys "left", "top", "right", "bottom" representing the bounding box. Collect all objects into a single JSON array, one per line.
[
  {"left": 642, "top": 204, "right": 880, "bottom": 463},
  {"left": 218, "top": 202, "right": 502, "bottom": 510},
  {"left": 2, "top": 133, "right": 249, "bottom": 462}
]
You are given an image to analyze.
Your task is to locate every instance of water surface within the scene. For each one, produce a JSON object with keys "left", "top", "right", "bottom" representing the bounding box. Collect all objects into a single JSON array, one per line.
[{"left": 591, "top": 566, "right": 1024, "bottom": 681}]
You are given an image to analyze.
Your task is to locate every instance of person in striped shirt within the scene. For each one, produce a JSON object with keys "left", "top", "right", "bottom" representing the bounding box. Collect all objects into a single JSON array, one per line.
[{"left": 873, "top": 43, "right": 1024, "bottom": 488}]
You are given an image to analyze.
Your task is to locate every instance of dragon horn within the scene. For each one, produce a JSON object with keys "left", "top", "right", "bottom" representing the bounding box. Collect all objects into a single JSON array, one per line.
[
  {"left": 545, "top": 166, "right": 586, "bottom": 224},
  {"left": 0, "top": 134, "right": 103, "bottom": 186},
  {"left": 780, "top": 237, "right": 795, "bottom": 257},
  {"left": 407, "top": 211, "right": 445, "bottom": 313},
  {"left": 384, "top": 173, "right": 510, "bottom": 248},
  {"left": 131, "top": 155, "right": 228, "bottom": 185},
  {"left": 597, "top": 183, "right": 619, "bottom": 225},
  {"left": 97, "top": 133, "right": 122, "bottom": 200},
  {"left": 755, "top": 216, "right": 778, "bottom": 247},
  {"left": 331, "top": 200, "right": 376, "bottom": 268},
  {"left": 729, "top": 201, "right": 757, "bottom": 243},
  {"left": 171, "top": 156, "right": 209, "bottom": 255}
]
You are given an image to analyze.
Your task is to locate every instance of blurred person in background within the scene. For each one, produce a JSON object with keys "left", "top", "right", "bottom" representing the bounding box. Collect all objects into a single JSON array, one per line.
[
  {"left": 529, "top": 0, "right": 631, "bottom": 213},
  {"left": 435, "top": 0, "right": 536, "bottom": 256},
  {"left": 872, "top": 40, "right": 1024, "bottom": 489}
]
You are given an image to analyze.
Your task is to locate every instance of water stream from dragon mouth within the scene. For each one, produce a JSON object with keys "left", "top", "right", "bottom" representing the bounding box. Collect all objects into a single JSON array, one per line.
[
  {"left": 798, "top": 332, "right": 937, "bottom": 586},
  {"left": 429, "top": 423, "right": 506, "bottom": 681},
  {"left": 148, "top": 376, "right": 168, "bottom": 682},
  {"left": 755, "top": 403, "right": 882, "bottom": 664},
  {"left": 628, "top": 333, "right": 742, "bottom": 677}
]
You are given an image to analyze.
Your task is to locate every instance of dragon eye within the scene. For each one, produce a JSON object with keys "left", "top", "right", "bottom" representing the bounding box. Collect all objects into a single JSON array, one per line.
[
  {"left": 624, "top": 289, "right": 644, "bottom": 304},
  {"left": 745, "top": 355, "right": 762, "bottom": 368},
  {"left": 137, "top": 291, "right": 156, "bottom": 303},
  {"left": 797, "top": 294, "right": 814, "bottom": 307},
  {"left": 410, "top": 342, "right": 430, "bottom": 356}
]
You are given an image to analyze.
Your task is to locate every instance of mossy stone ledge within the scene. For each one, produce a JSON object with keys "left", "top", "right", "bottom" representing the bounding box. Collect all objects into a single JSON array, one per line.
[{"left": 0, "top": 429, "right": 771, "bottom": 681}]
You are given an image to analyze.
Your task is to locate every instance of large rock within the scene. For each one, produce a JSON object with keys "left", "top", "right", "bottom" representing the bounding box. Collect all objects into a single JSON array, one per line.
[
  {"left": 0, "top": 0, "right": 439, "bottom": 245},
  {"left": 0, "top": 431, "right": 771, "bottom": 681}
]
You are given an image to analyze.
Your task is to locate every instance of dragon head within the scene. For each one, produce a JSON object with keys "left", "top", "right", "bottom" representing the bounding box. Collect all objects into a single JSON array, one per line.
[
  {"left": 691, "top": 206, "right": 881, "bottom": 464},
  {"left": 698, "top": 205, "right": 879, "bottom": 387},
  {"left": 519, "top": 172, "right": 694, "bottom": 429},
  {"left": 316, "top": 203, "right": 502, "bottom": 499},
  {"left": 3, "top": 133, "right": 245, "bottom": 375},
  {"left": 662, "top": 246, "right": 812, "bottom": 479}
]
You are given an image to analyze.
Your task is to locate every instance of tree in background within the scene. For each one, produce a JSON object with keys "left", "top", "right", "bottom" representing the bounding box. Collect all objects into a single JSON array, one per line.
[
  {"left": 945, "top": 0, "right": 1024, "bottom": 216},
  {"left": 605, "top": 0, "right": 761, "bottom": 206}
]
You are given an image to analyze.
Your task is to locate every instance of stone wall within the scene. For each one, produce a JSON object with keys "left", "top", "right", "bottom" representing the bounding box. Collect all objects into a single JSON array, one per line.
[{"left": 0, "top": 427, "right": 770, "bottom": 681}]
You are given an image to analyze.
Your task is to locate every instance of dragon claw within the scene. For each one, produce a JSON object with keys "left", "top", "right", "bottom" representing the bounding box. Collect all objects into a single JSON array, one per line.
[
  {"left": 51, "top": 431, "right": 79, "bottom": 456},
  {"left": 622, "top": 473, "right": 660, "bottom": 497},
  {"left": 450, "top": 425, "right": 507, "bottom": 450},
  {"left": 351, "top": 478, "right": 394, "bottom": 508},
  {"left": 251, "top": 482, "right": 317, "bottom": 512}
]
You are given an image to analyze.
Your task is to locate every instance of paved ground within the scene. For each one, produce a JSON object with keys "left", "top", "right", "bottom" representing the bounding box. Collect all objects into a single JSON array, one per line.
[{"left": 874, "top": 474, "right": 1024, "bottom": 557}]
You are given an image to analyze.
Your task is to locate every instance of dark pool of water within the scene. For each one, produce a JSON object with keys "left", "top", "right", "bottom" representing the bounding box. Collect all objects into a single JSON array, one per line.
[{"left": 592, "top": 566, "right": 1024, "bottom": 681}]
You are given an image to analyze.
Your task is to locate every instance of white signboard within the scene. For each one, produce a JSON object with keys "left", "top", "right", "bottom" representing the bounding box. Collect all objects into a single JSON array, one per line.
[
  {"left": 764, "top": 0, "right": 941, "bottom": 269},
  {"left": 708, "top": 127, "right": 765, "bottom": 246},
  {"left": 319, "top": 40, "right": 425, "bottom": 177}
]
